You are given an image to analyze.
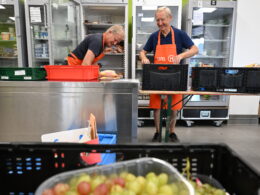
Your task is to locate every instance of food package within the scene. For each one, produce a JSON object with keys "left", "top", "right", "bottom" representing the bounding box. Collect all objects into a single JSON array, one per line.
[
  {"left": 245, "top": 63, "right": 260, "bottom": 67},
  {"left": 99, "top": 70, "right": 122, "bottom": 81}
]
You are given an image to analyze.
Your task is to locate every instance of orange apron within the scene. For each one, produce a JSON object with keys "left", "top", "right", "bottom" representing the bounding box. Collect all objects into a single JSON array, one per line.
[
  {"left": 150, "top": 28, "right": 183, "bottom": 110},
  {"left": 67, "top": 33, "right": 105, "bottom": 65}
]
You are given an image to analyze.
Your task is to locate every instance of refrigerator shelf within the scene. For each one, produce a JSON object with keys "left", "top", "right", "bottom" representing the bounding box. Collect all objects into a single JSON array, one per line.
[
  {"left": 100, "top": 67, "right": 124, "bottom": 70},
  {"left": 0, "top": 57, "right": 17, "bottom": 59},
  {"left": 0, "top": 22, "right": 15, "bottom": 25},
  {"left": 35, "top": 57, "right": 49, "bottom": 60},
  {"left": 193, "top": 55, "right": 226, "bottom": 59},
  {"left": 34, "top": 38, "right": 48, "bottom": 41},
  {"left": 204, "top": 39, "right": 228, "bottom": 42},
  {"left": 0, "top": 40, "right": 16, "bottom": 42},
  {"left": 104, "top": 53, "right": 124, "bottom": 56},
  {"left": 193, "top": 24, "right": 230, "bottom": 27},
  {"left": 84, "top": 23, "right": 124, "bottom": 28}
]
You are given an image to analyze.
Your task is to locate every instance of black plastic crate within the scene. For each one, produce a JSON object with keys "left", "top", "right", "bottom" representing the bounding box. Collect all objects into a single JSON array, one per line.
[
  {"left": 245, "top": 68, "right": 260, "bottom": 93},
  {"left": 192, "top": 67, "right": 218, "bottom": 91},
  {"left": 0, "top": 143, "right": 259, "bottom": 195},
  {"left": 217, "top": 68, "right": 246, "bottom": 92},
  {"left": 142, "top": 64, "right": 188, "bottom": 91},
  {"left": 192, "top": 67, "right": 247, "bottom": 93}
]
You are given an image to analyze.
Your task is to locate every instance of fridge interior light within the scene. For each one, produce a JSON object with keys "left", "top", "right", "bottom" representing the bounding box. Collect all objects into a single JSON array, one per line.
[
  {"left": 141, "top": 17, "right": 154, "bottom": 22},
  {"left": 89, "top": 6, "right": 119, "bottom": 10},
  {"left": 142, "top": 6, "right": 157, "bottom": 11},
  {"left": 9, "top": 17, "right": 15, "bottom": 21},
  {"left": 0, "top": 5, "right": 6, "bottom": 9},
  {"left": 198, "top": 8, "right": 216, "bottom": 13}
]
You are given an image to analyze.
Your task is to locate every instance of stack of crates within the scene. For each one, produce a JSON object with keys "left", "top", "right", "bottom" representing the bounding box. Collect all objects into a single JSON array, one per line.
[{"left": 192, "top": 67, "right": 260, "bottom": 93}]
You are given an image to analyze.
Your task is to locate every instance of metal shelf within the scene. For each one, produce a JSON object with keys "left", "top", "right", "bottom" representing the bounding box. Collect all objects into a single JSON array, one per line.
[
  {"left": 192, "top": 55, "right": 226, "bottom": 59},
  {"left": 0, "top": 22, "right": 15, "bottom": 25},
  {"left": 136, "top": 53, "right": 154, "bottom": 56},
  {"left": 35, "top": 57, "right": 49, "bottom": 61},
  {"left": 34, "top": 38, "right": 48, "bottom": 41},
  {"left": 84, "top": 23, "right": 124, "bottom": 29},
  {"left": 193, "top": 24, "right": 230, "bottom": 27},
  {"left": 137, "top": 32, "right": 151, "bottom": 35},
  {"left": 0, "top": 56, "right": 17, "bottom": 59},
  {"left": 100, "top": 67, "right": 124, "bottom": 70},
  {"left": 204, "top": 39, "right": 228, "bottom": 42},
  {"left": 104, "top": 53, "right": 124, "bottom": 56},
  {"left": 0, "top": 40, "right": 16, "bottom": 42}
]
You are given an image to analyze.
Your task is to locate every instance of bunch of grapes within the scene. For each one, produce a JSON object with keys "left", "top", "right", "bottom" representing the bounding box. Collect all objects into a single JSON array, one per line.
[{"left": 42, "top": 171, "right": 190, "bottom": 195}]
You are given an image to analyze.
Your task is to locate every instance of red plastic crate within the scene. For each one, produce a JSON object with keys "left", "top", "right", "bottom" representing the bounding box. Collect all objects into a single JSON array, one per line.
[{"left": 44, "top": 65, "right": 99, "bottom": 81}]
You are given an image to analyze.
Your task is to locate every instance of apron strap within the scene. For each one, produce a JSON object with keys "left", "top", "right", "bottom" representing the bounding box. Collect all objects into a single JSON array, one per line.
[{"left": 157, "top": 27, "right": 175, "bottom": 45}]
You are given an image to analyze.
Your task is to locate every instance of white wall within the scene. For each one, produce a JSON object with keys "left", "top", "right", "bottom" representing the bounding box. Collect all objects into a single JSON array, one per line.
[{"left": 229, "top": 0, "right": 260, "bottom": 115}]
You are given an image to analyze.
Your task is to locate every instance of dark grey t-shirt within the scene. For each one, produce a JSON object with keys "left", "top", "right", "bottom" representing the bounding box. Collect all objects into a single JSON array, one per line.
[{"left": 70, "top": 33, "right": 103, "bottom": 60}]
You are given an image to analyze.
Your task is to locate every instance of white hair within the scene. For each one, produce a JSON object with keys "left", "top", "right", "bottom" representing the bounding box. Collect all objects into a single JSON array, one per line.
[{"left": 156, "top": 6, "right": 172, "bottom": 18}]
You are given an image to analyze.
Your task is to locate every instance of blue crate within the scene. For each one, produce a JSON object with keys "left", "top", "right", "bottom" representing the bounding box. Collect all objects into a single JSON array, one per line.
[{"left": 98, "top": 134, "right": 116, "bottom": 165}]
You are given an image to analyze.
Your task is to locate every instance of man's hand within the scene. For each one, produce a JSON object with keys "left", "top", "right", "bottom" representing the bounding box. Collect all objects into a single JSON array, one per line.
[
  {"left": 141, "top": 58, "right": 151, "bottom": 64},
  {"left": 139, "top": 50, "right": 150, "bottom": 64},
  {"left": 172, "top": 55, "right": 182, "bottom": 64}
]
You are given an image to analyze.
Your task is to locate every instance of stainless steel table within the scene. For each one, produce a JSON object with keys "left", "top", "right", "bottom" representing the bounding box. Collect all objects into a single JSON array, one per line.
[{"left": 0, "top": 80, "right": 139, "bottom": 143}]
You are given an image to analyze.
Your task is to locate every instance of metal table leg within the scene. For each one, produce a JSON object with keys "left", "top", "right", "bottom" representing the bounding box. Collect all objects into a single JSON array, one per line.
[
  {"left": 159, "top": 94, "right": 193, "bottom": 143},
  {"left": 165, "top": 95, "right": 172, "bottom": 142}
]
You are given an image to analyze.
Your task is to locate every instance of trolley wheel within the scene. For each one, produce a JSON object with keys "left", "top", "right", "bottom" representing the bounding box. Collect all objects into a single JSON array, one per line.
[
  {"left": 185, "top": 120, "right": 195, "bottom": 127},
  {"left": 213, "top": 120, "right": 223, "bottom": 127},
  {"left": 138, "top": 120, "right": 144, "bottom": 127}
]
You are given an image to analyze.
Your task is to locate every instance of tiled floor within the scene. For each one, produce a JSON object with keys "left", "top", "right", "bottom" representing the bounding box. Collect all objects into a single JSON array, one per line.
[{"left": 137, "top": 121, "right": 260, "bottom": 173}]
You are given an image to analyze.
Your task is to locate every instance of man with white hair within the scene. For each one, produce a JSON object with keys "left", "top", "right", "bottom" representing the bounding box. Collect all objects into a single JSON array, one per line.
[
  {"left": 67, "top": 25, "right": 124, "bottom": 65},
  {"left": 140, "top": 7, "right": 198, "bottom": 142}
]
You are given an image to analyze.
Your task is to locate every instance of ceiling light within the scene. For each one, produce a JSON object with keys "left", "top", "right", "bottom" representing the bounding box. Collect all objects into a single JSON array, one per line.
[
  {"left": 198, "top": 8, "right": 216, "bottom": 13},
  {"left": 142, "top": 6, "right": 157, "bottom": 11},
  {"left": 9, "top": 17, "right": 15, "bottom": 21}
]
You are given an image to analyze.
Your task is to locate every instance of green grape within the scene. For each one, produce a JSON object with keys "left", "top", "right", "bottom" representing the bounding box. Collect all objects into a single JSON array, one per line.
[
  {"left": 170, "top": 183, "right": 179, "bottom": 194},
  {"left": 158, "top": 184, "right": 173, "bottom": 195},
  {"left": 146, "top": 172, "right": 156, "bottom": 180},
  {"left": 158, "top": 173, "right": 168, "bottom": 187},
  {"left": 144, "top": 181, "right": 158, "bottom": 195}
]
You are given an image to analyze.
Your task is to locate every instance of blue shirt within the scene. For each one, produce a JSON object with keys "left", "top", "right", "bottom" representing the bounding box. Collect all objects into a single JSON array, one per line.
[{"left": 143, "top": 26, "right": 194, "bottom": 55}]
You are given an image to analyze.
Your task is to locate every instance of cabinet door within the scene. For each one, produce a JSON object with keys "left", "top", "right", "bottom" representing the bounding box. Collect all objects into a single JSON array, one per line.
[
  {"left": 50, "top": 1, "right": 80, "bottom": 64},
  {"left": 0, "top": 3, "right": 18, "bottom": 67},
  {"left": 188, "top": 7, "right": 235, "bottom": 106},
  {"left": 27, "top": 3, "right": 50, "bottom": 67}
]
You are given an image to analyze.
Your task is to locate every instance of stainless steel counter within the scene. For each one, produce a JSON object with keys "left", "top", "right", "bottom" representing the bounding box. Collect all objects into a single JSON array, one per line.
[{"left": 0, "top": 80, "right": 139, "bottom": 143}]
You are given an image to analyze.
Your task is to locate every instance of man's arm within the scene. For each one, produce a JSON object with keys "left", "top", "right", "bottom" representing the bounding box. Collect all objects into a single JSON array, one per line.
[
  {"left": 139, "top": 49, "right": 151, "bottom": 64},
  {"left": 81, "top": 49, "right": 96, "bottom": 65},
  {"left": 173, "top": 45, "right": 199, "bottom": 64}
]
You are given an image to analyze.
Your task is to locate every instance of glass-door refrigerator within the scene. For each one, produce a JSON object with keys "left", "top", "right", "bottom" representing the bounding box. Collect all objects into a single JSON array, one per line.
[
  {"left": 182, "top": 0, "right": 237, "bottom": 126},
  {"left": 80, "top": 0, "right": 128, "bottom": 78},
  {"left": 25, "top": 0, "right": 81, "bottom": 67},
  {"left": 0, "top": 0, "right": 27, "bottom": 67},
  {"left": 132, "top": 0, "right": 182, "bottom": 123}
]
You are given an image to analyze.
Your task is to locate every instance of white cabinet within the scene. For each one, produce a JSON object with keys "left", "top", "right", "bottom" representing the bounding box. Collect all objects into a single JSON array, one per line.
[
  {"left": 81, "top": 1, "right": 129, "bottom": 78},
  {"left": 0, "top": 0, "right": 27, "bottom": 67},
  {"left": 25, "top": 0, "right": 81, "bottom": 67},
  {"left": 181, "top": 0, "right": 237, "bottom": 124}
]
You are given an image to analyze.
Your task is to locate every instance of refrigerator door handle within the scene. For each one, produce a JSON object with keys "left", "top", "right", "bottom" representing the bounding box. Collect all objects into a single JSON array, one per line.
[
  {"left": 15, "top": 16, "right": 21, "bottom": 37},
  {"left": 43, "top": 3, "right": 48, "bottom": 27},
  {"left": 71, "top": 0, "right": 81, "bottom": 4}
]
